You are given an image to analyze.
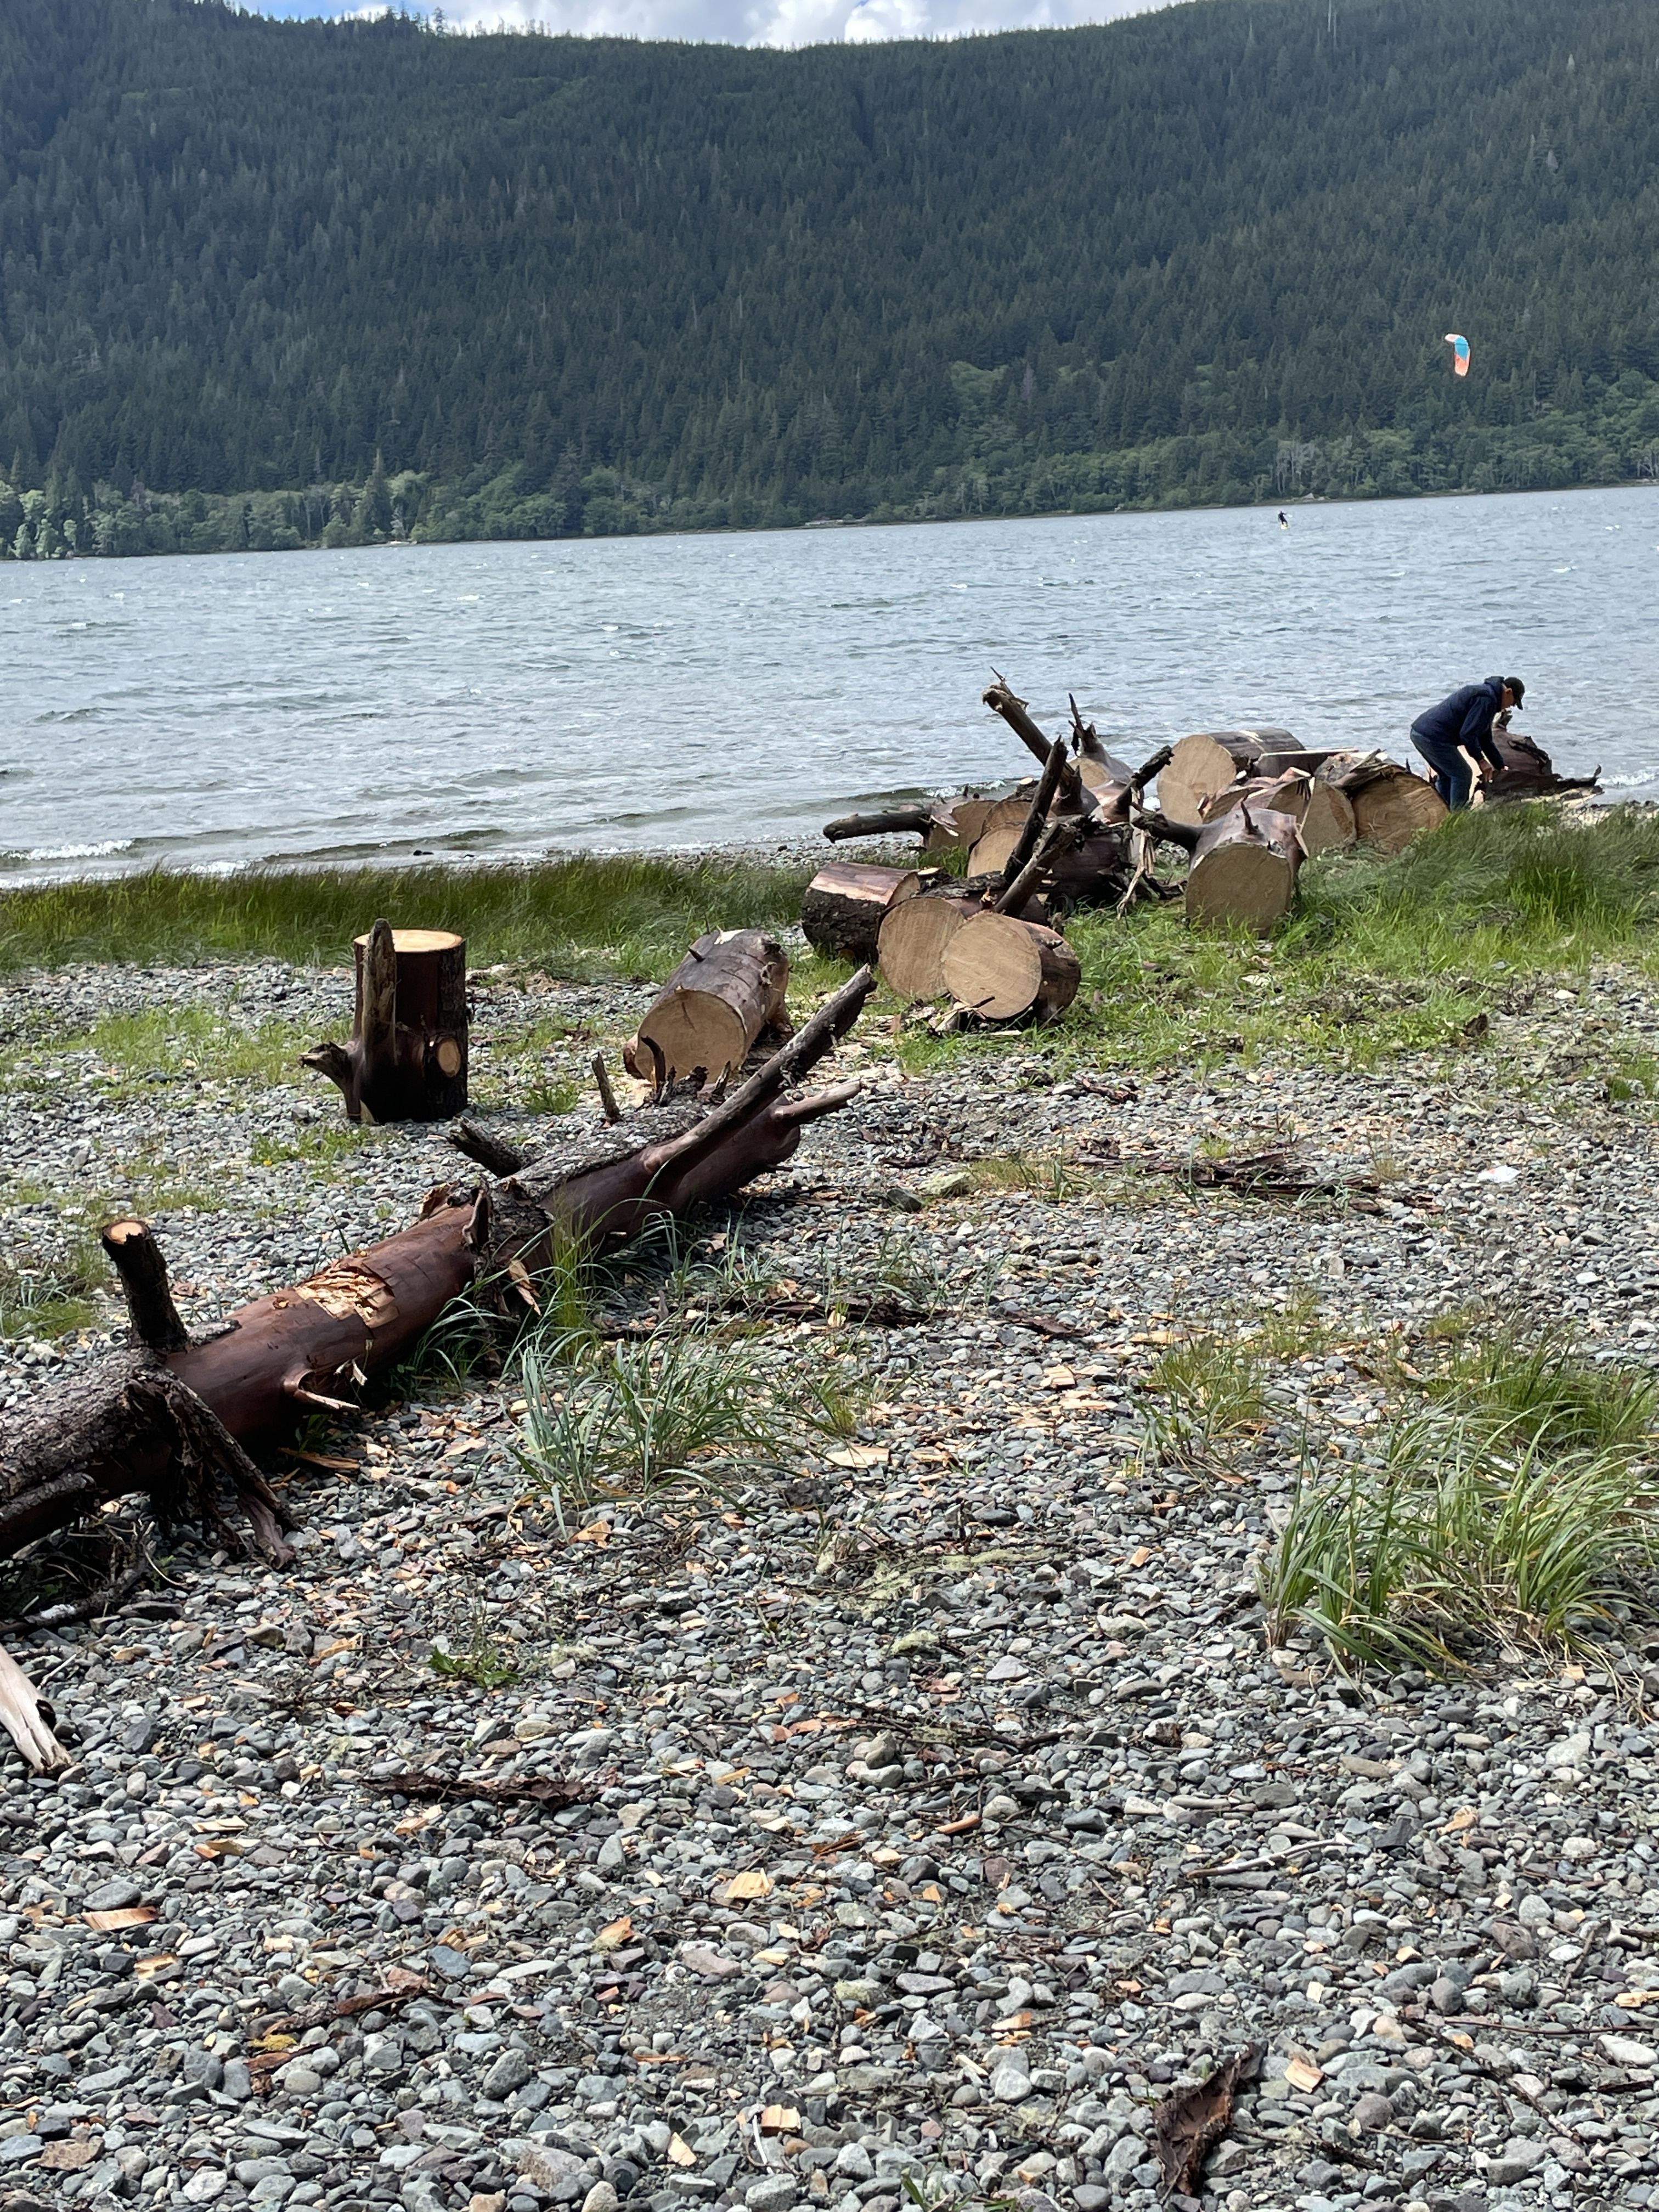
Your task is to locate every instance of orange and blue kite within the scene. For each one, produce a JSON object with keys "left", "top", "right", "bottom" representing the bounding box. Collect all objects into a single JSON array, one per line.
[{"left": 1444, "top": 332, "right": 1470, "bottom": 377}]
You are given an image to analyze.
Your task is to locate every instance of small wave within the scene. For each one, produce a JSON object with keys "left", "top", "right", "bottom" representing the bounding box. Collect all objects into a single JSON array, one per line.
[{"left": 1, "top": 837, "right": 135, "bottom": 863}]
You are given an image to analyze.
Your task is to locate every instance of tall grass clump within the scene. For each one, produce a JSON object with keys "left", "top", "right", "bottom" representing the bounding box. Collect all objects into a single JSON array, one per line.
[
  {"left": 0, "top": 853, "right": 812, "bottom": 979},
  {"left": 1262, "top": 1331, "right": 1659, "bottom": 1672}
]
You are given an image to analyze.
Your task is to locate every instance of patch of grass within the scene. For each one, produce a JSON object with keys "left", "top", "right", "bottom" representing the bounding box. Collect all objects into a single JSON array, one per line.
[
  {"left": 429, "top": 1606, "right": 520, "bottom": 1690},
  {"left": 1261, "top": 1416, "right": 1659, "bottom": 1673},
  {"left": 1143, "top": 1329, "right": 1269, "bottom": 1460},
  {"left": 519, "top": 1076, "right": 582, "bottom": 1118},
  {"left": 60, "top": 1005, "right": 304, "bottom": 1088},
  {"left": 249, "top": 1121, "right": 376, "bottom": 1166},
  {"left": 0, "top": 1240, "right": 105, "bottom": 1342},
  {"left": 0, "top": 854, "right": 812, "bottom": 980},
  {"left": 1606, "top": 1048, "right": 1659, "bottom": 1104},
  {"left": 963, "top": 1152, "right": 1091, "bottom": 1203},
  {"left": 1250, "top": 1286, "right": 1335, "bottom": 1363},
  {"left": 1427, "top": 1326, "right": 1659, "bottom": 1454},
  {"left": 798, "top": 1356, "right": 877, "bottom": 1440},
  {"left": 516, "top": 1317, "right": 800, "bottom": 1523}
]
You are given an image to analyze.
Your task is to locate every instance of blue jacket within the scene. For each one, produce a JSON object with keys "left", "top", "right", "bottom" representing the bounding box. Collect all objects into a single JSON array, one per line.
[{"left": 1412, "top": 678, "right": 1506, "bottom": 771}]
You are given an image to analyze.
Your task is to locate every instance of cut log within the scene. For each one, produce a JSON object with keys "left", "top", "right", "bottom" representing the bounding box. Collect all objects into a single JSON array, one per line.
[
  {"left": 800, "top": 864, "right": 921, "bottom": 964},
  {"left": 1316, "top": 752, "right": 1448, "bottom": 852},
  {"left": 1200, "top": 771, "right": 1356, "bottom": 859},
  {"left": 1486, "top": 730, "right": 1602, "bottom": 800},
  {"left": 303, "top": 919, "right": 469, "bottom": 1124},
  {"left": 623, "top": 929, "right": 789, "bottom": 1091},
  {"left": 929, "top": 795, "right": 997, "bottom": 851},
  {"left": 941, "top": 912, "right": 1082, "bottom": 1023},
  {"left": 822, "top": 805, "right": 938, "bottom": 843},
  {"left": 877, "top": 887, "right": 983, "bottom": 1003},
  {"left": 1185, "top": 803, "right": 1304, "bottom": 931},
  {"left": 0, "top": 970, "right": 878, "bottom": 1573},
  {"left": 984, "top": 678, "right": 1083, "bottom": 794},
  {"left": 1159, "top": 729, "right": 1302, "bottom": 827}
]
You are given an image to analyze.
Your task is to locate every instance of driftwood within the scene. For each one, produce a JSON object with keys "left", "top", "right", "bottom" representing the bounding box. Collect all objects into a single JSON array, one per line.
[
  {"left": 0, "top": 970, "right": 876, "bottom": 1603},
  {"left": 1317, "top": 752, "right": 1447, "bottom": 851},
  {"left": 1200, "top": 769, "right": 1356, "bottom": 858},
  {"left": 303, "top": 921, "right": 469, "bottom": 1124},
  {"left": 622, "top": 930, "right": 789, "bottom": 1090},
  {"left": 800, "top": 863, "right": 921, "bottom": 963},
  {"left": 822, "top": 805, "right": 939, "bottom": 843},
  {"left": 1486, "top": 729, "right": 1601, "bottom": 801},
  {"left": 942, "top": 912, "right": 1081, "bottom": 1022},
  {"left": 1159, "top": 729, "right": 1301, "bottom": 825},
  {"left": 1185, "top": 802, "right": 1304, "bottom": 930}
]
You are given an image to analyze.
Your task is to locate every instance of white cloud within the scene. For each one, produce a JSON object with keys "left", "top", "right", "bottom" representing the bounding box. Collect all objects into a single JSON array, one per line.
[{"left": 261, "top": 0, "right": 1160, "bottom": 48}]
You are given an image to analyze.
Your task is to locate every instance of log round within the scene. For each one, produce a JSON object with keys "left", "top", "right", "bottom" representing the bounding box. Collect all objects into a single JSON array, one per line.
[
  {"left": 941, "top": 912, "right": 1082, "bottom": 1022},
  {"left": 625, "top": 929, "right": 788, "bottom": 1088},
  {"left": 1200, "top": 770, "right": 1356, "bottom": 859},
  {"left": 800, "top": 862, "right": 921, "bottom": 963},
  {"left": 1185, "top": 803, "right": 1304, "bottom": 931},
  {"left": 1159, "top": 728, "right": 1301, "bottom": 826},
  {"left": 877, "top": 887, "right": 982, "bottom": 1003},
  {"left": 1317, "top": 753, "right": 1448, "bottom": 853}
]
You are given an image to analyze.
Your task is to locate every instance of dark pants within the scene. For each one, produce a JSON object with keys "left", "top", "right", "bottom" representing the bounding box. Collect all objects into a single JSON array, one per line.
[{"left": 1410, "top": 721, "right": 1474, "bottom": 810}]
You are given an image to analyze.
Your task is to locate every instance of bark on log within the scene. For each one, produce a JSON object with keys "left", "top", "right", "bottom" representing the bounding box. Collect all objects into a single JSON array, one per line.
[
  {"left": 622, "top": 929, "right": 789, "bottom": 1091},
  {"left": 0, "top": 972, "right": 878, "bottom": 1576},
  {"left": 1486, "top": 731, "right": 1601, "bottom": 800},
  {"left": 1316, "top": 752, "right": 1448, "bottom": 852},
  {"left": 997, "top": 738, "right": 1073, "bottom": 893},
  {"left": 822, "top": 805, "right": 938, "bottom": 843},
  {"left": 303, "top": 921, "right": 469, "bottom": 1124},
  {"left": 1185, "top": 803, "right": 1305, "bottom": 931},
  {"left": 101, "top": 1220, "right": 189, "bottom": 1353},
  {"left": 927, "top": 795, "right": 998, "bottom": 852},
  {"left": 1200, "top": 771, "right": 1357, "bottom": 858},
  {"left": 877, "top": 887, "right": 984, "bottom": 1003},
  {"left": 1159, "top": 729, "right": 1302, "bottom": 826},
  {"left": 800, "top": 864, "right": 921, "bottom": 963},
  {"left": 942, "top": 912, "right": 1081, "bottom": 1023}
]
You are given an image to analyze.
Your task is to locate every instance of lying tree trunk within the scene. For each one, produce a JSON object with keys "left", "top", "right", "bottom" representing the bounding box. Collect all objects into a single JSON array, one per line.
[
  {"left": 1200, "top": 770, "right": 1357, "bottom": 859},
  {"left": 877, "top": 887, "right": 984, "bottom": 1003},
  {"left": 1185, "top": 802, "right": 1305, "bottom": 931},
  {"left": 0, "top": 971, "right": 878, "bottom": 1587},
  {"left": 1485, "top": 731, "right": 1602, "bottom": 800},
  {"left": 800, "top": 863, "right": 921, "bottom": 963},
  {"left": 1159, "top": 729, "right": 1302, "bottom": 827},
  {"left": 822, "top": 805, "right": 939, "bottom": 843},
  {"left": 1317, "top": 752, "right": 1448, "bottom": 852},
  {"left": 942, "top": 912, "right": 1082, "bottom": 1022},
  {"left": 303, "top": 921, "right": 469, "bottom": 1124},
  {"left": 622, "top": 929, "right": 789, "bottom": 1091}
]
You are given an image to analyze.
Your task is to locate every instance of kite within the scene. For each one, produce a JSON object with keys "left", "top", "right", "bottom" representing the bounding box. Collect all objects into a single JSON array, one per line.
[{"left": 1444, "top": 332, "right": 1470, "bottom": 377}]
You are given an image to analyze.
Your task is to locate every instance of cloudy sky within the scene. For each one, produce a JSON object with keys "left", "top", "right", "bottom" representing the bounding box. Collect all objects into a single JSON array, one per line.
[{"left": 254, "top": 0, "right": 1160, "bottom": 51}]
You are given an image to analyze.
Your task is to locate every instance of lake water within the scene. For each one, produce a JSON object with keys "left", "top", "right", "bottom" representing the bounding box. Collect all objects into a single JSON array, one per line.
[{"left": 4, "top": 487, "right": 1657, "bottom": 885}]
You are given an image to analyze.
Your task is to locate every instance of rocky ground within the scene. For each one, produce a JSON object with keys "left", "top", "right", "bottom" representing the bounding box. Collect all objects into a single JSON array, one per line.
[{"left": 2, "top": 951, "right": 1659, "bottom": 2212}]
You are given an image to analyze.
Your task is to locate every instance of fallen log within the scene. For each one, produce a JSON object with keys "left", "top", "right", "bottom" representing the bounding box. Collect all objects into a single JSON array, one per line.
[
  {"left": 800, "top": 863, "right": 921, "bottom": 964},
  {"left": 942, "top": 912, "right": 1081, "bottom": 1023},
  {"left": 303, "top": 920, "right": 469, "bottom": 1124},
  {"left": 1316, "top": 752, "right": 1447, "bottom": 851},
  {"left": 1185, "top": 802, "right": 1304, "bottom": 931},
  {"left": 822, "top": 804, "right": 940, "bottom": 843},
  {"left": 621, "top": 929, "right": 789, "bottom": 1091},
  {"left": 1486, "top": 729, "right": 1601, "bottom": 801},
  {"left": 0, "top": 970, "right": 876, "bottom": 1588},
  {"left": 1159, "top": 729, "right": 1301, "bottom": 827},
  {"left": 1200, "top": 770, "right": 1356, "bottom": 859}
]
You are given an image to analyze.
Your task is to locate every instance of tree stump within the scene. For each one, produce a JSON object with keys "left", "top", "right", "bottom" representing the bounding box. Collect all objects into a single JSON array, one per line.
[
  {"left": 1159, "top": 727, "right": 1302, "bottom": 826},
  {"left": 303, "top": 920, "right": 468, "bottom": 1124},
  {"left": 800, "top": 863, "right": 922, "bottom": 962},
  {"left": 622, "top": 929, "right": 789, "bottom": 1090},
  {"left": 942, "top": 912, "right": 1081, "bottom": 1022},
  {"left": 1185, "top": 803, "right": 1304, "bottom": 930},
  {"left": 877, "top": 887, "right": 983, "bottom": 1003}
]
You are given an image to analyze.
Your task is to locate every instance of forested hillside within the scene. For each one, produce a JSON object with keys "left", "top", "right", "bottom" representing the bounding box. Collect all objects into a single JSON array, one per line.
[{"left": 2, "top": 0, "right": 1658, "bottom": 557}]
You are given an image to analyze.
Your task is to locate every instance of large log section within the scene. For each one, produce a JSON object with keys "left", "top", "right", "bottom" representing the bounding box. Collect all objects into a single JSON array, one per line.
[
  {"left": 800, "top": 864, "right": 921, "bottom": 963},
  {"left": 0, "top": 970, "right": 876, "bottom": 1596},
  {"left": 1159, "top": 729, "right": 1302, "bottom": 827},
  {"left": 622, "top": 929, "right": 789, "bottom": 1090},
  {"left": 1185, "top": 803, "right": 1305, "bottom": 930}
]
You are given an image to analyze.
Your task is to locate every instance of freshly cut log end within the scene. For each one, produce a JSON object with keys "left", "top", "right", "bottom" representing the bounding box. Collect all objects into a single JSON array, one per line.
[
  {"left": 101, "top": 1217, "right": 190, "bottom": 1353},
  {"left": 1200, "top": 771, "right": 1357, "bottom": 860},
  {"left": 967, "top": 823, "right": 1025, "bottom": 879},
  {"left": 1298, "top": 780, "right": 1357, "bottom": 856},
  {"left": 304, "top": 922, "right": 469, "bottom": 1124},
  {"left": 628, "top": 929, "right": 789, "bottom": 1091},
  {"left": 929, "top": 795, "right": 997, "bottom": 852},
  {"left": 1159, "top": 727, "right": 1302, "bottom": 827},
  {"left": 877, "top": 888, "right": 981, "bottom": 1003},
  {"left": 941, "top": 912, "right": 1082, "bottom": 1023},
  {"left": 1317, "top": 752, "right": 1448, "bottom": 852},
  {"left": 800, "top": 863, "right": 921, "bottom": 963},
  {"left": 1185, "top": 803, "right": 1304, "bottom": 932}
]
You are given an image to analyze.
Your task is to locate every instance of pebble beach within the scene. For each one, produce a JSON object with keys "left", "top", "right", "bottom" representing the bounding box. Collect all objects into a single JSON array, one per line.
[{"left": 3, "top": 947, "right": 1659, "bottom": 2212}]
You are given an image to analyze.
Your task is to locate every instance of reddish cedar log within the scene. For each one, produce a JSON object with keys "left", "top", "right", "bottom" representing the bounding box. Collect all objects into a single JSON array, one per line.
[
  {"left": 877, "top": 887, "right": 984, "bottom": 1003},
  {"left": 623, "top": 929, "right": 789, "bottom": 1090},
  {"left": 1185, "top": 802, "right": 1305, "bottom": 931},
  {"left": 1200, "top": 770, "right": 1356, "bottom": 859},
  {"left": 800, "top": 863, "right": 922, "bottom": 963},
  {"left": 1315, "top": 752, "right": 1448, "bottom": 852},
  {"left": 303, "top": 921, "right": 469, "bottom": 1124},
  {"left": 1158, "top": 729, "right": 1302, "bottom": 827}
]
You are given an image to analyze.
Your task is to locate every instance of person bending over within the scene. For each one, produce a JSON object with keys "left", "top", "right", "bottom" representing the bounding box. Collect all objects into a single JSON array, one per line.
[{"left": 1409, "top": 675, "right": 1523, "bottom": 810}]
